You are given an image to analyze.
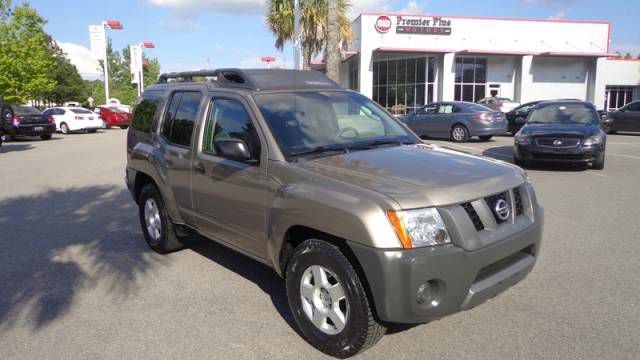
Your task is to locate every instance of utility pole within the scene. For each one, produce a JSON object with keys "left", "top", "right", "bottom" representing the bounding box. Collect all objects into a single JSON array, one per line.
[
  {"left": 100, "top": 20, "right": 123, "bottom": 104},
  {"left": 326, "top": 0, "right": 340, "bottom": 82},
  {"left": 293, "top": 0, "right": 302, "bottom": 70}
]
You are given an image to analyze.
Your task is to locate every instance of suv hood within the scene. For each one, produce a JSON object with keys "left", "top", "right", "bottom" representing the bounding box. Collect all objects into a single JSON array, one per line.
[{"left": 299, "top": 144, "right": 525, "bottom": 209}]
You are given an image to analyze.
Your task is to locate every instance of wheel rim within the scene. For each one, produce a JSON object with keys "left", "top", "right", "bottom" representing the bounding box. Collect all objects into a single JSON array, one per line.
[
  {"left": 300, "top": 265, "right": 349, "bottom": 335},
  {"left": 61, "top": 124, "right": 68, "bottom": 134},
  {"left": 144, "top": 198, "right": 162, "bottom": 244},
  {"left": 452, "top": 127, "right": 465, "bottom": 141}
]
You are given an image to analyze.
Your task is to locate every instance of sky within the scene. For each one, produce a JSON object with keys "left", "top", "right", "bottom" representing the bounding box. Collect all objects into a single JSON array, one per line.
[{"left": 27, "top": 0, "right": 640, "bottom": 79}]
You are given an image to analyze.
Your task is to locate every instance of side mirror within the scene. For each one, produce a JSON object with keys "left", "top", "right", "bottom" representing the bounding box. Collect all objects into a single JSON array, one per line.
[{"left": 214, "top": 138, "right": 252, "bottom": 162}]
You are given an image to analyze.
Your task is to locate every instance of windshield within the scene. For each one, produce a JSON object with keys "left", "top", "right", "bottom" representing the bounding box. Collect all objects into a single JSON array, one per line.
[
  {"left": 528, "top": 104, "right": 598, "bottom": 124},
  {"left": 254, "top": 91, "right": 416, "bottom": 157},
  {"left": 70, "top": 108, "right": 93, "bottom": 114},
  {"left": 15, "top": 106, "right": 42, "bottom": 115}
]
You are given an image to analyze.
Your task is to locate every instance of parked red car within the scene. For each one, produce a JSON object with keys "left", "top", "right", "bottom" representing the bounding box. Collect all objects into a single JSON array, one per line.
[{"left": 96, "top": 106, "right": 131, "bottom": 129}]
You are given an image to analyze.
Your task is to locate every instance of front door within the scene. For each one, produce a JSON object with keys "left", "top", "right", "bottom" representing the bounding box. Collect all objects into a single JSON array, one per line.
[
  {"left": 618, "top": 102, "right": 640, "bottom": 132},
  {"left": 191, "top": 95, "right": 268, "bottom": 258},
  {"left": 411, "top": 103, "right": 439, "bottom": 136},
  {"left": 435, "top": 103, "right": 456, "bottom": 136}
]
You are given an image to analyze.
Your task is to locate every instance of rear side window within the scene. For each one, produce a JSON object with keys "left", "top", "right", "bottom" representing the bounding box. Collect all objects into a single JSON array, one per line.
[
  {"left": 132, "top": 90, "right": 164, "bottom": 133},
  {"left": 628, "top": 102, "right": 640, "bottom": 111},
  {"left": 161, "top": 91, "right": 202, "bottom": 147}
]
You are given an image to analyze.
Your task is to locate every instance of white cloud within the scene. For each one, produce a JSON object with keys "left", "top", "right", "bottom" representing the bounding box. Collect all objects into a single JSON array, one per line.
[
  {"left": 161, "top": 18, "right": 205, "bottom": 32},
  {"left": 399, "top": 0, "right": 424, "bottom": 14},
  {"left": 147, "top": 0, "right": 265, "bottom": 14},
  {"left": 349, "top": 0, "right": 391, "bottom": 18},
  {"left": 547, "top": 9, "right": 567, "bottom": 20},
  {"left": 57, "top": 42, "right": 102, "bottom": 80}
]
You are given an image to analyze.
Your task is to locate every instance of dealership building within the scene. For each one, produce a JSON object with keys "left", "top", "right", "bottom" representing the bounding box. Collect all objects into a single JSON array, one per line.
[{"left": 333, "top": 13, "right": 640, "bottom": 114}]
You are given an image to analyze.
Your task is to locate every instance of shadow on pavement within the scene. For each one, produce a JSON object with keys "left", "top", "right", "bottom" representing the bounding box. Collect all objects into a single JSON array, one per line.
[
  {"left": 0, "top": 186, "right": 166, "bottom": 331},
  {"left": 0, "top": 143, "right": 34, "bottom": 154}
]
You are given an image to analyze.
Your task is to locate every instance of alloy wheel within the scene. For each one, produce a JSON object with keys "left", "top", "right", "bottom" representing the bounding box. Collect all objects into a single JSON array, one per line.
[
  {"left": 300, "top": 265, "right": 349, "bottom": 335},
  {"left": 144, "top": 198, "right": 162, "bottom": 244},
  {"left": 452, "top": 127, "right": 466, "bottom": 141}
]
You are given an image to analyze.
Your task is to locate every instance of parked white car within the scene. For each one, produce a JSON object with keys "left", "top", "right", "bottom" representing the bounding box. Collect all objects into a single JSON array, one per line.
[
  {"left": 477, "top": 97, "right": 520, "bottom": 113},
  {"left": 43, "top": 107, "right": 103, "bottom": 134}
]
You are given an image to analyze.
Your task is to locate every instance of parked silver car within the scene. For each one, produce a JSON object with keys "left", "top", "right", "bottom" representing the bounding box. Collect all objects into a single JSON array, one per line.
[{"left": 400, "top": 101, "right": 508, "bottom": 142}]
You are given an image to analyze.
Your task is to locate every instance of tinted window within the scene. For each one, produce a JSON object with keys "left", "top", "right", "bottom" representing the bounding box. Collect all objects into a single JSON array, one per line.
[
  {"left": 161, "top": 92, "right": 182, "bottom": 139},
  {"left": 132, "top": 90, "right": 164, "bottom": 133},
  {"left": 529, "top": 104, "right": 598, "bottom": 124},
  {"left": 628, "top": 102, "right": 640, "bottom": 111},
  {"left": 203, "top": 99, "right": 260, "bottom": 161},
  {"left": 170, "top": 92, "right": 201, "bottom": 146},
  {"left": 70, "top": 108, "right": 93, "bottom": 114},
  {"left": 15, "top": 106, "right": 41, "bottom": 115}
]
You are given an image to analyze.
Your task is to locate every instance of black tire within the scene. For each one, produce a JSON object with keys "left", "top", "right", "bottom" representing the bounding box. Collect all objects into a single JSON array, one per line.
[
  {"left": 103, "top": 120, "right": 110, "bottom": 129},
  {"left": 450, "top": 124, "right": 470, "bottom": 143},
  {"left": 60, "top": 123, "right": 70, "bottom": 134},
  {"left": 138, "top": 183, "right": 183, "bottom": 254},
  {"left": 514, "top": 156, "right": 528, "bottom": 168},
  {"left": 119, "top": 125, "right": 129, "bottom": 130},
  {"left": 479, "top": 135, "right": 493, "bottom": 141},
  {"left": 286, "top": 239, "right": 386, "bottom": 358},
  {"left": 40, "top": 134, "right": 52, "bottom": 140},
  {"left": 592, "top": 152, "right": 605, "bottom": 170},
  {"left": 607, "top": 130, "right": 617, "bottom": 135},
  {"left": 87, "top": 129, "right": 98, "bottom": 133}
]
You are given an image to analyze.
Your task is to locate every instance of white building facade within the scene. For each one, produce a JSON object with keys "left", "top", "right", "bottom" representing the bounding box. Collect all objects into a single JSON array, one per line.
[{"left": 338, "top": 13, "right": 640, "bottom": 114}]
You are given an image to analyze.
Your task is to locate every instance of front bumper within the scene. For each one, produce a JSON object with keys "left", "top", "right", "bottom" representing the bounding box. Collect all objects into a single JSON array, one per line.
[
  {"left": 349, "top": 208, "right": 543, "bottom": 324},
  {"left": 515, "top": 144, "right": 604, "bottom": 163},
  {"left": 8, "top": 124, "right": 56, "bottom": 136}
]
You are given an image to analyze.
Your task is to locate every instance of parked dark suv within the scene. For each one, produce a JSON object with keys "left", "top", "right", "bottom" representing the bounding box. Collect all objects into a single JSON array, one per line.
[{"left": 126, "top": 69, "right": 543, "bottom": 358}]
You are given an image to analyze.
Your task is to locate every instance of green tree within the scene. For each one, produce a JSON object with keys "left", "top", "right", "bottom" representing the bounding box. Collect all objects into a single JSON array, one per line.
[
  {"left": 265, "top": 0, "right": 352, "bottom": 69},
  {"left": 0, "top": 4, "right": 56, "bottom": 103},
  {"left": 43, "top": 42, "right": 86, "bottom": 105}
]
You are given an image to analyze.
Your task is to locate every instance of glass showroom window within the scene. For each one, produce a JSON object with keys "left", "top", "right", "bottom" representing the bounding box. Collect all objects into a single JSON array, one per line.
[
  {"left": 373, "top": 57, "right": 435, "bottom": 114},
  {"left": 454, "top": 57, "right": 487, "bottom": 102},
  {"left": 348, "top": 59, "right": 359, "bottom": 91},
  {"left": 605, "top": 86, "right": 635, "bottom": 111}
]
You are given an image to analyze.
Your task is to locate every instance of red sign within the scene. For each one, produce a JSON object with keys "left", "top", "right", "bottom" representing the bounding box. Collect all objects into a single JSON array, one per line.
[
  {"left": 106, "top": 20, "right": 123, "bottom": 30},
  {"left": 143, "top": 41, "right": 155, "bottom": 48},
  {"left": 375, "top": 16, "right": 392, "bottom": 33},
  {"left": 261, "top": 56, "right": 276, "bottom": 62}
]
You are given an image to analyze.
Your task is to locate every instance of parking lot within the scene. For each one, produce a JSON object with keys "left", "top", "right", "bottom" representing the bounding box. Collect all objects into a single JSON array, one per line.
[{"left": 1, "top": 130, "right": 639, "bottom": 359}]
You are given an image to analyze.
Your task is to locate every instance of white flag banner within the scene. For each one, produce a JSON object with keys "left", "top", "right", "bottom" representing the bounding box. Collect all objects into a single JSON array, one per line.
[
  {"left": 129, "top": 45, "right": 143, "bottom": 84},
  {"left": 89, "top": 25, "right": 106, "bottom": 60}
]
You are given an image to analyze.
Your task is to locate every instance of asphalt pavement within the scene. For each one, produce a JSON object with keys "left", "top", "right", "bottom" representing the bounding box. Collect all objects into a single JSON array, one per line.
[{"left": 1, "top": 130, "right": 639, "bottom": 359}]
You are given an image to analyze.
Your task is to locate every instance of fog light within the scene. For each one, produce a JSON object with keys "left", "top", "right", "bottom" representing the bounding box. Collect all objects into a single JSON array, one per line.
[{"left": 416, "top": 279, "right": 444, "bottom": 307}]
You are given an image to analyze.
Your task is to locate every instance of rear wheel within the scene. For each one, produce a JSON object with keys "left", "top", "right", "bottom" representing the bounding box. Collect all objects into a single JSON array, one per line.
[
  {"left": 87, "top": 129, "right": 98, "bottom": 133},
  {"left": 451, "top": 124, "right": 470, "bottom": 143},
  {"left": 138, "top": 184, "right": 183, "bottom": 253},
  {"left": 103, "top": 120, "right": 110, "bottom": 129},
  {"left": 479, "top": 135, "right": 493, "bottom": 141},
  {"left": 60, "top": 123, "right": 70, "bottom": 134},
  {"left": 40, "top": 134, "right": 52, "bottom": 140},
  {"left": 286, "top": 239, "right": 386, "bottom": 358},
  {"left": 119, "top": 125, "right": 129, "bottom": 130}
]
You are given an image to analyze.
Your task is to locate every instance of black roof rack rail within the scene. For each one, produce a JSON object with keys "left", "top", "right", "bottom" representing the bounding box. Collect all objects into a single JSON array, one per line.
[{"left": 157, "top": 68, "right": 258, "bottom": 90}]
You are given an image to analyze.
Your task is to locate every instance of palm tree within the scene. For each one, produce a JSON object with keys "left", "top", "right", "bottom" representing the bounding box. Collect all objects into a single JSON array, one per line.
[{"left": 265, "top": 0, "right": 353, "bottom": 70}]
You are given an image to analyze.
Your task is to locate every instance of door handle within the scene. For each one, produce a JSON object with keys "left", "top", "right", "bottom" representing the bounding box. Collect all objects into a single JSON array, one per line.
[{"left": 194, "top": 162, "right": 206, "bottom": 175}]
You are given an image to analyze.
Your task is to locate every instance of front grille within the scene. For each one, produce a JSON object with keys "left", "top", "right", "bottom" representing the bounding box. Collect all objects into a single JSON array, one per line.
[
  {"left": 485, "top": 192, "right": 509, "bottom": 224},
  {"left": 531, "top": 153, "right": 585, "bottom": 160},
  {"left": 461, "top": 202, "right": 484, "bottom": 231},
  {"left": 535, "top": 137, "right": 581, "bottom": 148},
  {"left": 474, "top": 245, "right": 534, "bottom": 283},
  {"left": 513, "top": 188, "right": 524, "bottom": 216}
]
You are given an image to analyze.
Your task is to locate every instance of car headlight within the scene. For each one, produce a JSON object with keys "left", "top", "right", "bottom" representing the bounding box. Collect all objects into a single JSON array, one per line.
[
  {"left": 387, "top": 208, "right": 451, "bottom": 248},
  {"left": 515, "top": 133, "right": 530, "bottom": 145},
  {"left": 583, "top": 134, "right": 603, "bottom": 147}
]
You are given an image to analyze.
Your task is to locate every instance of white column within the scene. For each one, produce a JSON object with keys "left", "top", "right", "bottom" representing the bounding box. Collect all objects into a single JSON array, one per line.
[
  {"left": 587, "top": 57, "right": 607, "bottom": 110},
  {"left": 359, "top": 51, "right": 373, "bottom": 99},
  {"left": 439, "top": 53, "right": 455, "bottom": 101},
  {"left": 517, "top": 55, "right": 534, "bottom": 104}
]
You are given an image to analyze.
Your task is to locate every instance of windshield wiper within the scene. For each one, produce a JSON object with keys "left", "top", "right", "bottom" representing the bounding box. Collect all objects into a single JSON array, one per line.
[
  {"left": 290, "top": 144, "right": 349, "bottom": 159},
  {"left": 351, "top": 139, "right": 414, "bottom": 150}
]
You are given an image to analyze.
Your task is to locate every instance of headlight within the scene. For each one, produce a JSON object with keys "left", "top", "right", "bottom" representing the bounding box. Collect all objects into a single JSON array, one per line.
[
  {"left": 583, "top": 135, "right": 603, "bottom": 146},
  {"left": 515, "top": 133, "right": 530, "bottom": 145},
  {"left": 387, "top": 208, "right": 451, "bottom": 249}
]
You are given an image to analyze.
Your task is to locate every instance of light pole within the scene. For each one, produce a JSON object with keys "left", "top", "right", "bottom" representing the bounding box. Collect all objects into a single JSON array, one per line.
[
  {"left": 132, "top": 41, "right": 155, "bottom": 97},
  {"left": 101, "top": 20, "right": 123, "bottom": 104}
]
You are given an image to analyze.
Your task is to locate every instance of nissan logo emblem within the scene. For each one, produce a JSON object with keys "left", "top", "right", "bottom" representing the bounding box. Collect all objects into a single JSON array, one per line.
[
  {"left": 494, "top": 199, "right": 511, "bottom": 221},
  {"left": 553, "top": 139, "right": 563, "bottom": 146},
  {"left": 375, "top": 16, "right": 392, "bottom": 33}
]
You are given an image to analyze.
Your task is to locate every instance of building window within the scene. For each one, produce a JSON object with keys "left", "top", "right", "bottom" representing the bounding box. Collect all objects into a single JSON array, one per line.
[
  {"left": 605, "top": 86, "right": 635, "bottom": 111},
  {"left": 372, "top": 56, "right": 435, "bottom": 114},
  {"left": 454, "top": 57, "right": 487, "bottom": 102},
  {"left": 348, "top": 59, "right": 359, "bottom": 91}
]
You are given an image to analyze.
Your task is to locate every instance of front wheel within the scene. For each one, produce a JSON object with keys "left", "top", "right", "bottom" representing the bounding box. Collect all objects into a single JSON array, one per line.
[
  {"left": 450, "top": 125, "right": 469, "bottom": 143},
  {"left": 138, "top": 184, "right": 183, "bottom": 253},
  {"left": 592, "top": 152, "right": 605, "bottom": 170},
  {"left": 479, "top": 135, "right": 493, "bottom": 141},
  {"left": 286, "top": 239, "right": 386, "bottom": 358}
]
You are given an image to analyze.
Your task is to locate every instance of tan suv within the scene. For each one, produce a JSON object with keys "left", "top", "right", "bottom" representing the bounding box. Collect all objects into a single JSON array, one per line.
[{"left": 126, "top": 69, "right": 543, "bottom": 358}]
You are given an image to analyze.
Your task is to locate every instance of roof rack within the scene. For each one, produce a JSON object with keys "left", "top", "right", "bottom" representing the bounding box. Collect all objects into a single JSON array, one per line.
[
  {"left": 156, "top": 68, "right": 341, "bottom": 92},
  {"left": 157, "top": 69, "right": 258, "bottom": 90}
]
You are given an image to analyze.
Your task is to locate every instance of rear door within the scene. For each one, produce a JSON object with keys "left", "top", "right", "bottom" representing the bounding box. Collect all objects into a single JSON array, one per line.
[
  {"left": 191, "top": 94, "right": 269, "bottom": 258},
  {"left": 158, "top": 89, "right": 205, "bottom": 224}
]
